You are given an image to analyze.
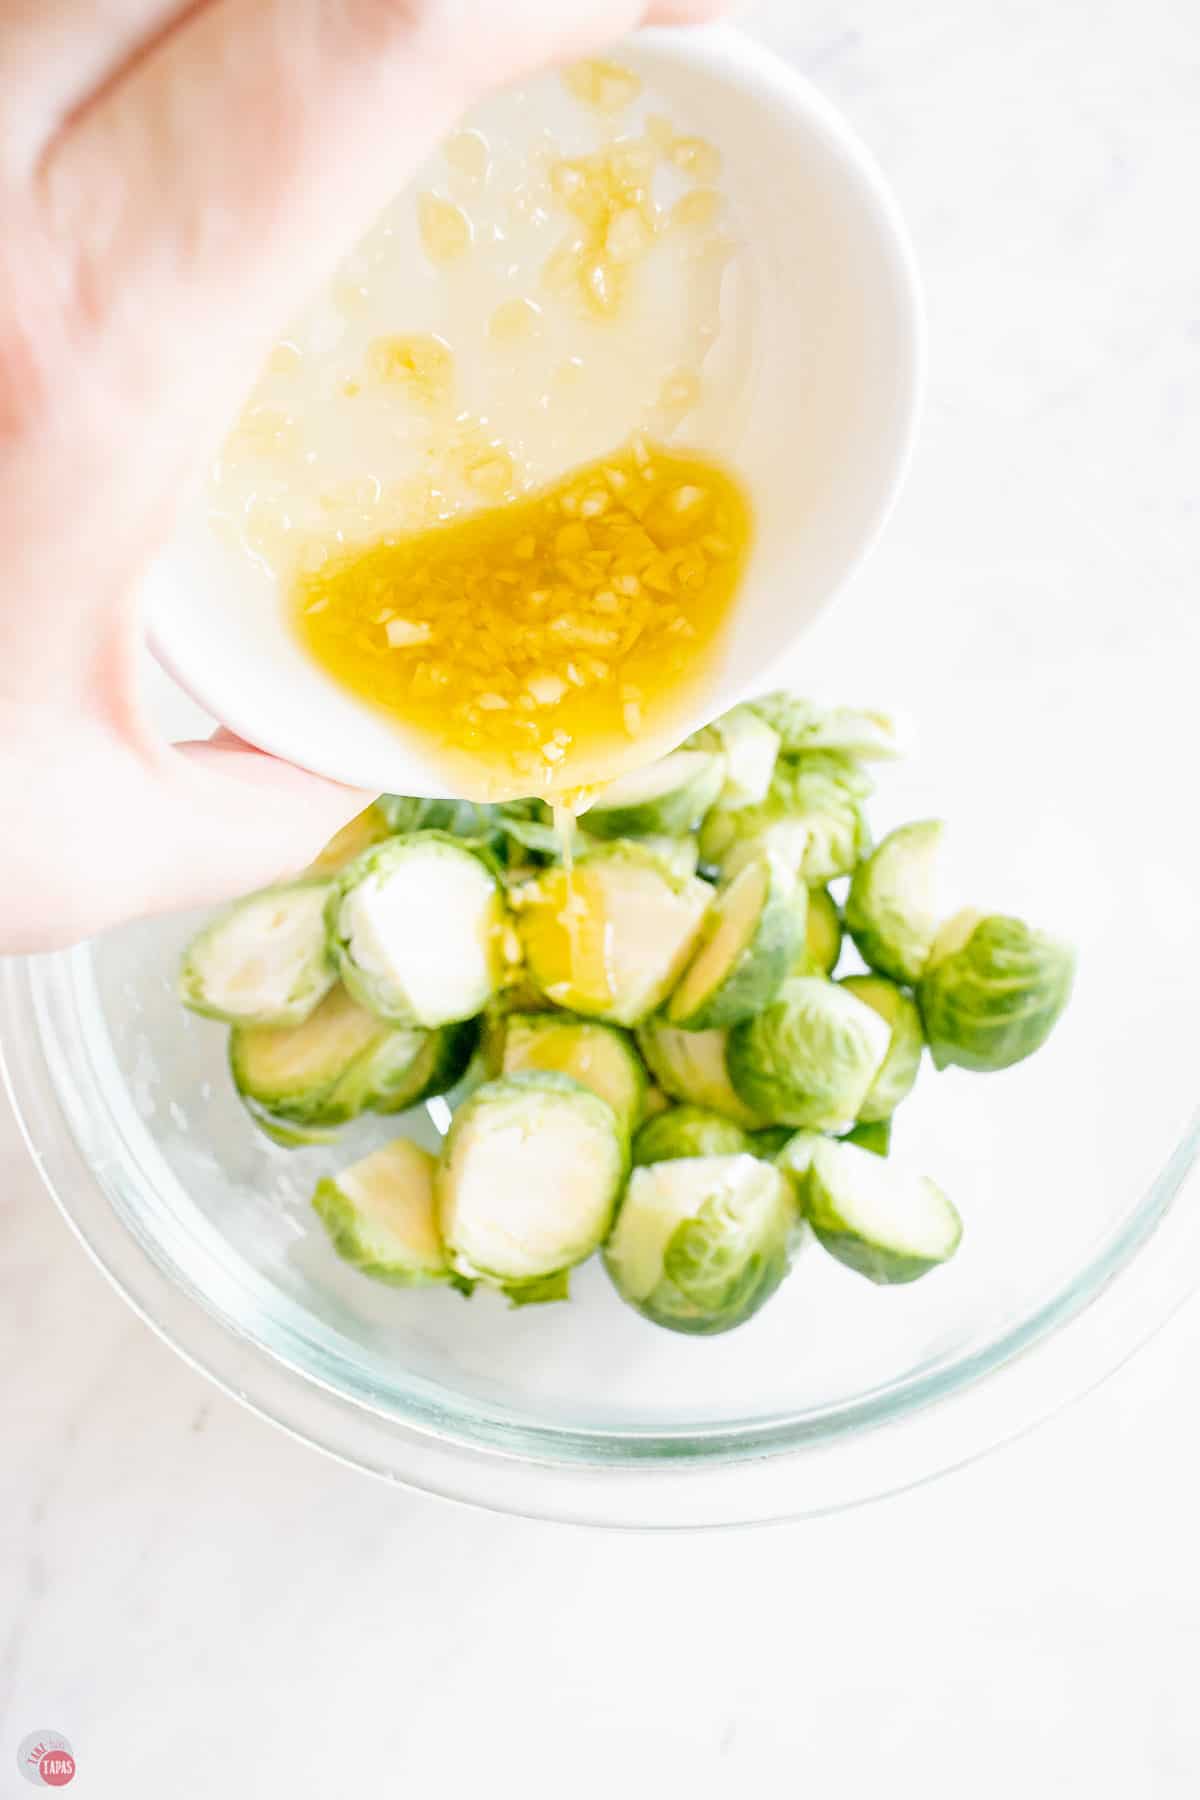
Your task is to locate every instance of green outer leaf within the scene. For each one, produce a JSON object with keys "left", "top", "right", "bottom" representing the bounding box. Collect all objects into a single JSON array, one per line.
[
  {"left": 636, "top": 1018, "right": 767, "bottom": 1129},
  {"left": 666, "top": 853, "right": 799, "bottom": 1030},
  {"left": 178, "top": 879, "right": 336, "bottom": 1028},
  {"left": 632, "top": 1105, "right": 751, "bottom": 1165},
  {"left": 727, "top": 977, "right": 890, "bottom": 1130},
  {"left": 749, "top": 1126, "right": 794, "bottom": 1158},
  {"left": 581, "top": 751, "right": 725, "bottom": 838},
  {"left": 917, "top": 913, "right": 1076, "bottom": 1072},
  {"left": 329, "top": 832, "right": 505, "bottom": 1027},
  {"left": 503, "top": 1270, "right": 571, "bottom": 1308},
  {"left": 839, "top": 975, "right": 924, "bottom": 1122},
  {"left": 841, "top": 1118, "right": 893, "bottom": 1157},
  {"left": 845, "top": 820, "right": 944, "bottom": 985},
  {"left": 806, "top": 1140, "right": 962, "bottom": 1285},
  {"left": 437, "top": 1071, "right": 627, "bottom": 1285}
]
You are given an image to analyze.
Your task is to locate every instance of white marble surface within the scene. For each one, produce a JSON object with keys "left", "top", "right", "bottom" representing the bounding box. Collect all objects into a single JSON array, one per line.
[{"left": 4, "top": 1, "right": 1200, "bottom": 1792}]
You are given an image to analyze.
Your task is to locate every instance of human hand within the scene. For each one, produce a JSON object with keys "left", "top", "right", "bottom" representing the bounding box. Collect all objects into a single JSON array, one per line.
[{"left": 0, "top": 0, "right": 729, "bottom": 951}]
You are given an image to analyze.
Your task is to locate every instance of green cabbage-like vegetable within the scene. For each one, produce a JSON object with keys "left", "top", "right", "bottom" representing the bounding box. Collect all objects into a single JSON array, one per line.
[
  {"left": 727, "top": 977, "right": 890, "bottom": 1129},
  {"left": 839, "top": 974, "right": 923, "bottom": 1122},
  {"left": 632, "top": 1105, "right": 751, "bottom": 1166},
  {"left": 806, "top": 1139, "right": 962, "bottom": 1284},
  {"left": 499, "top": 1012, "right": 646, "bottom": 1139},
  {"left": 746, "top": 694, "right": 907, "bottom": 761},
  {"left": 438, "top": 1072, "right": 626, "bottom": 1285},
  {"left": 604, "top": 1154, "right": 797, "bottom": 1335},
  {"left": 313, "top": 1140, "right": 467, "bottom": 1289},
  {"left": 917, "top": 911, "right": 1076, "bottom": 1072},
  {"left": 581, "top": 749, "right": 725, "bottom": 838},
  {"left": 845, "top": 820, "right": 944, "bottom": 984},
  {"left": 329, "top": 833, "right": 505, "bottom": 1028},
  {"left": 636, "top": 1017, "right": 767, "bottom": 1128},
  {"left": 700, "top": 753, "right": 873, "bottom": 886},
  {"left": 179, "top": 880, "right": 336, "bottom": 1028},
  {"left": 666, "top": 852, "right": 799, "bottom": 1029}
]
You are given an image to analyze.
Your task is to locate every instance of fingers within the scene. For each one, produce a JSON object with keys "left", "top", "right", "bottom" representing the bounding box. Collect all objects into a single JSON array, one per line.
[{"left": 0, "top": 1, "right": 209, "bottom": 168}]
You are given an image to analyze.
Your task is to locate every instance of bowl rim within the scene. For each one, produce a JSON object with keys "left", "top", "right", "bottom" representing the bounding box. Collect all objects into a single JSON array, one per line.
[
  {"left": 145, "top": 21, "right": 927, "bottom": 797},
  {"left": 5, "top": 948, "right": 1200, "bottom": 1530}
]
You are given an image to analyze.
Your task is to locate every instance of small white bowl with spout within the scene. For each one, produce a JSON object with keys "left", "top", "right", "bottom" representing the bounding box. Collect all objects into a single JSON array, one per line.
[{"left": 144, "top": 25, "right": 923, "bottom": 796}]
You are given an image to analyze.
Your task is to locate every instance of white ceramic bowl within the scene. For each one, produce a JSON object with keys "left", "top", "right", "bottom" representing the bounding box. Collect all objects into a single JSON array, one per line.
[{"left": 143, "top": 25, "right": 923, "bottom": 796}]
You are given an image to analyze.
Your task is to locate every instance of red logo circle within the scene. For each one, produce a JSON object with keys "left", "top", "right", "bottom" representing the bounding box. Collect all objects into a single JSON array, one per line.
[{"left": 38, "top": 1752, "right": 76, "bottom": 1787}]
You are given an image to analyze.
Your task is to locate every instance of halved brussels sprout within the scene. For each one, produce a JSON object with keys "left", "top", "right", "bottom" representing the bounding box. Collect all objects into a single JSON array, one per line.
[
  {"left": 329, "top": 833, "right": 505, "bottom": 1028},
  {"left": 666, "top": 853, "right": 799, "bottom": 1030},
  {"left": 581, "top": 749, "right": 725, "bottom": 839},
  {"left": 636, "top": 1017, "right": 767, "bottom": 1128},
  {"left": 806, "top": 1139, "right": 961, "bottom": 1284},
  {"left": 604, "top": 1154, "right": 797, "bottom": 1335},
  {"left": 917, "top": 911, "right": 1076, "bottom": 1072},
  {"left": 514, "top": 843, "right": 711, "bottom": 1026},
  {"left": 795, "top": 886, "right": 842, "bottom": 978},
  {"left": 845, "top": 820, "right": 944, "bottom": 985},
  {"left": 231, "top": 989, "right": 477, "bottom": 1140},
  {"left": 839, "top": 974, "right": 924, "bottom": 1122},
  {"left": 700, "top": 753, "right": 873, "bottom": 887},
  {"left": 727, "top": 977, "right": 890, "bottom": 1130},
  {"left": 179, "top": 880, "right": 335, "bottom": 1028},
  {"left": 632, "top": 1105, "right": 751, "bottom": 1166},
  {"left": 500, "top": 1012, "right": 646, "bottom": 1139},
  {"left": 313, "top": 1139, "right": 465, "bottom": 1288},
  {"left": 437, "top": 1073, "right": 626, "bottom": 1285},
  {"left": 747, "top": 694, "right": 908, "bottom": 761}
]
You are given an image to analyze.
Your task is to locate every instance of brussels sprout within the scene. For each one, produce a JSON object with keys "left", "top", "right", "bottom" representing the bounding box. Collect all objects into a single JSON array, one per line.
[
  {"left": 839, "top": 975, "right": 924, "bottom": 1122},
  {"left": 582, "top": 749, "right": 725, "bottom": 838},
  {"left": 313, "top": 1140, "right": 466, "bottom": 1288},
  {"left": 747, "top": 694, "right": 908, "bottom": 761},
  {"left": 179, "top": 880, "right": 336, "bottom": 1028},
  {"left": 641, "top": 1085, "right": 671, "bottom": 1121},
  {"left": 842, "top": 1118, "right": 892, "bottom": 1157},
  {"left": 378, "top": 794, "right": 503, "bottom": 843},
  {"left": 795, "top": 886, "right": 842, "bottom": 978},
  {"left": 604, "top": 1154, "right": 797, "bottom": 1335},
  {"left": 727, "top": 977, "right": 890, "bottom": 1129},
  {"left": 636, "top": 1017, "right": 767, "bottom": 1128},
  {"left": 329, "top": 833, "right": 505, "bottom": 1028},
  {"left": 666, "top": 853, "right": 799, "bottom": 1030},
  {"left": 708, "top": 706, "right": 781, "bottom": 808},
  {"left": 632, "top": 1105, "right": 751, "bottom": 1166},
  {"left": 845, "top": 820, "right": 944, "bottom": 985},
  {"left": 372, "top": 1019, "right": 480, "bottom": 1112},
  {"left": 307, "top": 802, "right": 395, "bottom": 874},
  {"left": 700, "top": 753, "right": 873, "bottom": 887},
  {"left": 437, "top": 1073, "right": 626, "bottom": 1285},
  {"left": 232, "top": 985, "right": 424, "bottom": 1127},
  {"left": 513, "top": 844, "right": 711, "bottom": 1026},
  {"left": 500, "top": 1012, "right": 646, "bottom": 1139},
  {"left": 917, "top": 911, "right": 1076, "bottom": 1072},
  {"left": 806, "top": 1139, "right": 961, "bottom": 1284},
  {"left": 503, "top": 1270, "right": 571, "bottom": 1307}
]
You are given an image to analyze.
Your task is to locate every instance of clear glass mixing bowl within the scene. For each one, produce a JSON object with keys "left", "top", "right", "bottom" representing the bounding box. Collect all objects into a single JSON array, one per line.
[{"left": 6, "top": 427, "right": 1200, "bottom": 1527}]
